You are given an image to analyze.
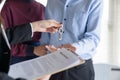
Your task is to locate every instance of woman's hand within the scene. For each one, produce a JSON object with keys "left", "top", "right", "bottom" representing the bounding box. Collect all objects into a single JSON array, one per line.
[
  {"left": 58, "top": 44, "right": 76, "bottom": 52},
  {"left": 45, "top": 45, "right": 59, "bottom": 52},
  {"left": 34, "top": 45, "right": 59, "bottom": 56},
  {"left": 32, "top": 20, "right": 62, "bottom": 33},
  {"left": 36, "top": 75, "right": 51, "bottom": 80},
  {"left": 45, "top": 44, "right": 76, "bottom": 53}
]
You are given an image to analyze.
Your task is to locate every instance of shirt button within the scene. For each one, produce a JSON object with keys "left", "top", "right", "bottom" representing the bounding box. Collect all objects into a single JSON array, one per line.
[
  {"left": 64, "top": 18, "right": 67, "bottom": 21},
  {"left": 66, "top": 5, "right": 69, "bottom": 7}
]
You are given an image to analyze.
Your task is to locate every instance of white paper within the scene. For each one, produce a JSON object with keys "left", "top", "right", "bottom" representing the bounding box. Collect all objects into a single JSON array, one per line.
[{"left": 9, "top": 48, "right": 85, "bottom": 80}]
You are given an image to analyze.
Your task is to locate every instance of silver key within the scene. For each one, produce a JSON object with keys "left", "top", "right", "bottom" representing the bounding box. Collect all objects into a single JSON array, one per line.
[{"left": 58, "top": 28, "right": 63, "bottom": 41}]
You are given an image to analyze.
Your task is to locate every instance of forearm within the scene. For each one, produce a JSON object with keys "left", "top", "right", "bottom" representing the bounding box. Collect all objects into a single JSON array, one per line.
[
  {"left": 6, "top": 23, "right": 32, "bottom": 44},
  {"left": 72, "top": 0, "right": 102, "bottom": 59},
  {"left": 72, "top": 37, "right": 99, "bottom": 55}
]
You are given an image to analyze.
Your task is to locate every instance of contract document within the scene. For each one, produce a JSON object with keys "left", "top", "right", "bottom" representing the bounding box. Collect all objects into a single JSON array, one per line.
[{"left": 9, "top": 48, "right": 85, "bottom": 80}]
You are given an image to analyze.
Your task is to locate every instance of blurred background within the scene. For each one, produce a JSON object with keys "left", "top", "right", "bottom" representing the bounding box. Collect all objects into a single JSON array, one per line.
[{"left": 37, "top": 0, "right": 120, "bottom": 66}]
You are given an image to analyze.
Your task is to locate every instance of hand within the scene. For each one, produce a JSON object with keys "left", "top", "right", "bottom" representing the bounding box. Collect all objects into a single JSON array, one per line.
[
  {"left": 34, "top": 45, "right": 47, "bottom": 56},
  {"left": 58, "top": 44, "right": 76, "bottom": 52},
  {"left": 36, "top": 75, "right": 51, "bottom": 80},
  {"left": 32, "top": 20, "right": 62, "bottom": 33},
  {"left": 45, "top": 44, "right": 76, "bottom": 53},
  {"left": 34, "top": 45, "right": 59, "bottom": 56},
  {"left": 45, "top": 45, "right": 59, "bottom": 53}
]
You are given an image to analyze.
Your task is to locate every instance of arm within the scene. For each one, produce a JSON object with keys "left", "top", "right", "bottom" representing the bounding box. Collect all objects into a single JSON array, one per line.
[
  {"left": 71, "top": 0, "right": 103, "bottom": 57},
  {"left": 6, "top": 23, "right": 32, "bottom": 44},
  {"left": 5, "top": 20, "right": 62, "bottom": 44},
  {"left": 2, "top": 19, "right": 61, "bottom": 55}
]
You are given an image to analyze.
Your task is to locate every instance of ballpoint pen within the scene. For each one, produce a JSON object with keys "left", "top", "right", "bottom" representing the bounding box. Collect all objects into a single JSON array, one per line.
[{"left": 58, "top": 25, "right": 64, "bottom": 41}]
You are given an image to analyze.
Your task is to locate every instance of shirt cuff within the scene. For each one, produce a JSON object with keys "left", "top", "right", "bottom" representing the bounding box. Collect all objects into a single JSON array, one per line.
[
  {"left": 30, "top": 23, "right": 34, "bottom": 37},
  {"left": 72, "top": 43, "right": 81, "bottom": 56}
]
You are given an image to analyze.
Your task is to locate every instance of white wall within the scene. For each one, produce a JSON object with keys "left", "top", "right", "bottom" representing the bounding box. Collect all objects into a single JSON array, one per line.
[
  {"left": 93, "top": 0, "right": 110, "bottom": 64},
  {"left": 108, "top": 0, "right": 120, "bottom": 65},
  {"left": 94, "top": 0, "right": 120, "bottom": 66},
  {"left": 36, "top": 0, "right": 47, "bottom": 6}
]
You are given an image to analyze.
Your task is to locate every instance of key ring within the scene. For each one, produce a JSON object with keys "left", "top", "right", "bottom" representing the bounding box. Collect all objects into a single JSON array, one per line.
[{"left": 58, "top": 26, "right": 64, "bottom": 41}]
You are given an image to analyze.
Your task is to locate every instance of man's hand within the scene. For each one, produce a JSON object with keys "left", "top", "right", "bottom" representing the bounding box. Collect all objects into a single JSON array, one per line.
[
  {"left": 36, "top": 75, "right": 51, "bottom": 80},
  {"left": 45, "top": 45, "right": 59, "bottom": 52},
  {"left": 34, "top": 44, "right": 76, "bottom": 56},
  {"left": 58, "top": 44, "right": 76, "bottom": 52},
  {"left": 34, "top": 45, "right": 47, "bottom": 56},
  {"left": 32, "top": 20, "right": 62, "bottom": 33},
  {"left": 45, "top": 44, "right": 76, "bottom": 53},
  {"left": 34, "top": 45, "right": 59, "bottom": 56}
]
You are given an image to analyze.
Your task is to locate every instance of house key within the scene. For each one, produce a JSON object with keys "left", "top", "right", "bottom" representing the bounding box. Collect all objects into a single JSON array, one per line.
[{"left": 58, "top": 27, "right": 64, "bottom": 41}]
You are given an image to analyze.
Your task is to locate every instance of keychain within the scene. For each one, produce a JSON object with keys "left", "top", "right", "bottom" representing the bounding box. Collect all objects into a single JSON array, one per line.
[{"left": 58, "top": 26, "right": 64, "bottom": 41}]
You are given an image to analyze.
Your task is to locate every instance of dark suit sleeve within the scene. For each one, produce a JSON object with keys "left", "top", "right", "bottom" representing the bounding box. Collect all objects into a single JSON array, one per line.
[
  {"left": 0, "top": 23, "right": 33, "bottom": 73},
  {"left": 0, "top": 33, "right": 10, "bottom": 73},
  {"left": 6, "top": 23, "right": 32, "bottom": 44}
]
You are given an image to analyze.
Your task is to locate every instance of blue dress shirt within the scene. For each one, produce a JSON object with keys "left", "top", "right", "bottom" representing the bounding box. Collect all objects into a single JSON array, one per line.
[{"left": 40, "top": 0, "right": 103, "bottom": 60}]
